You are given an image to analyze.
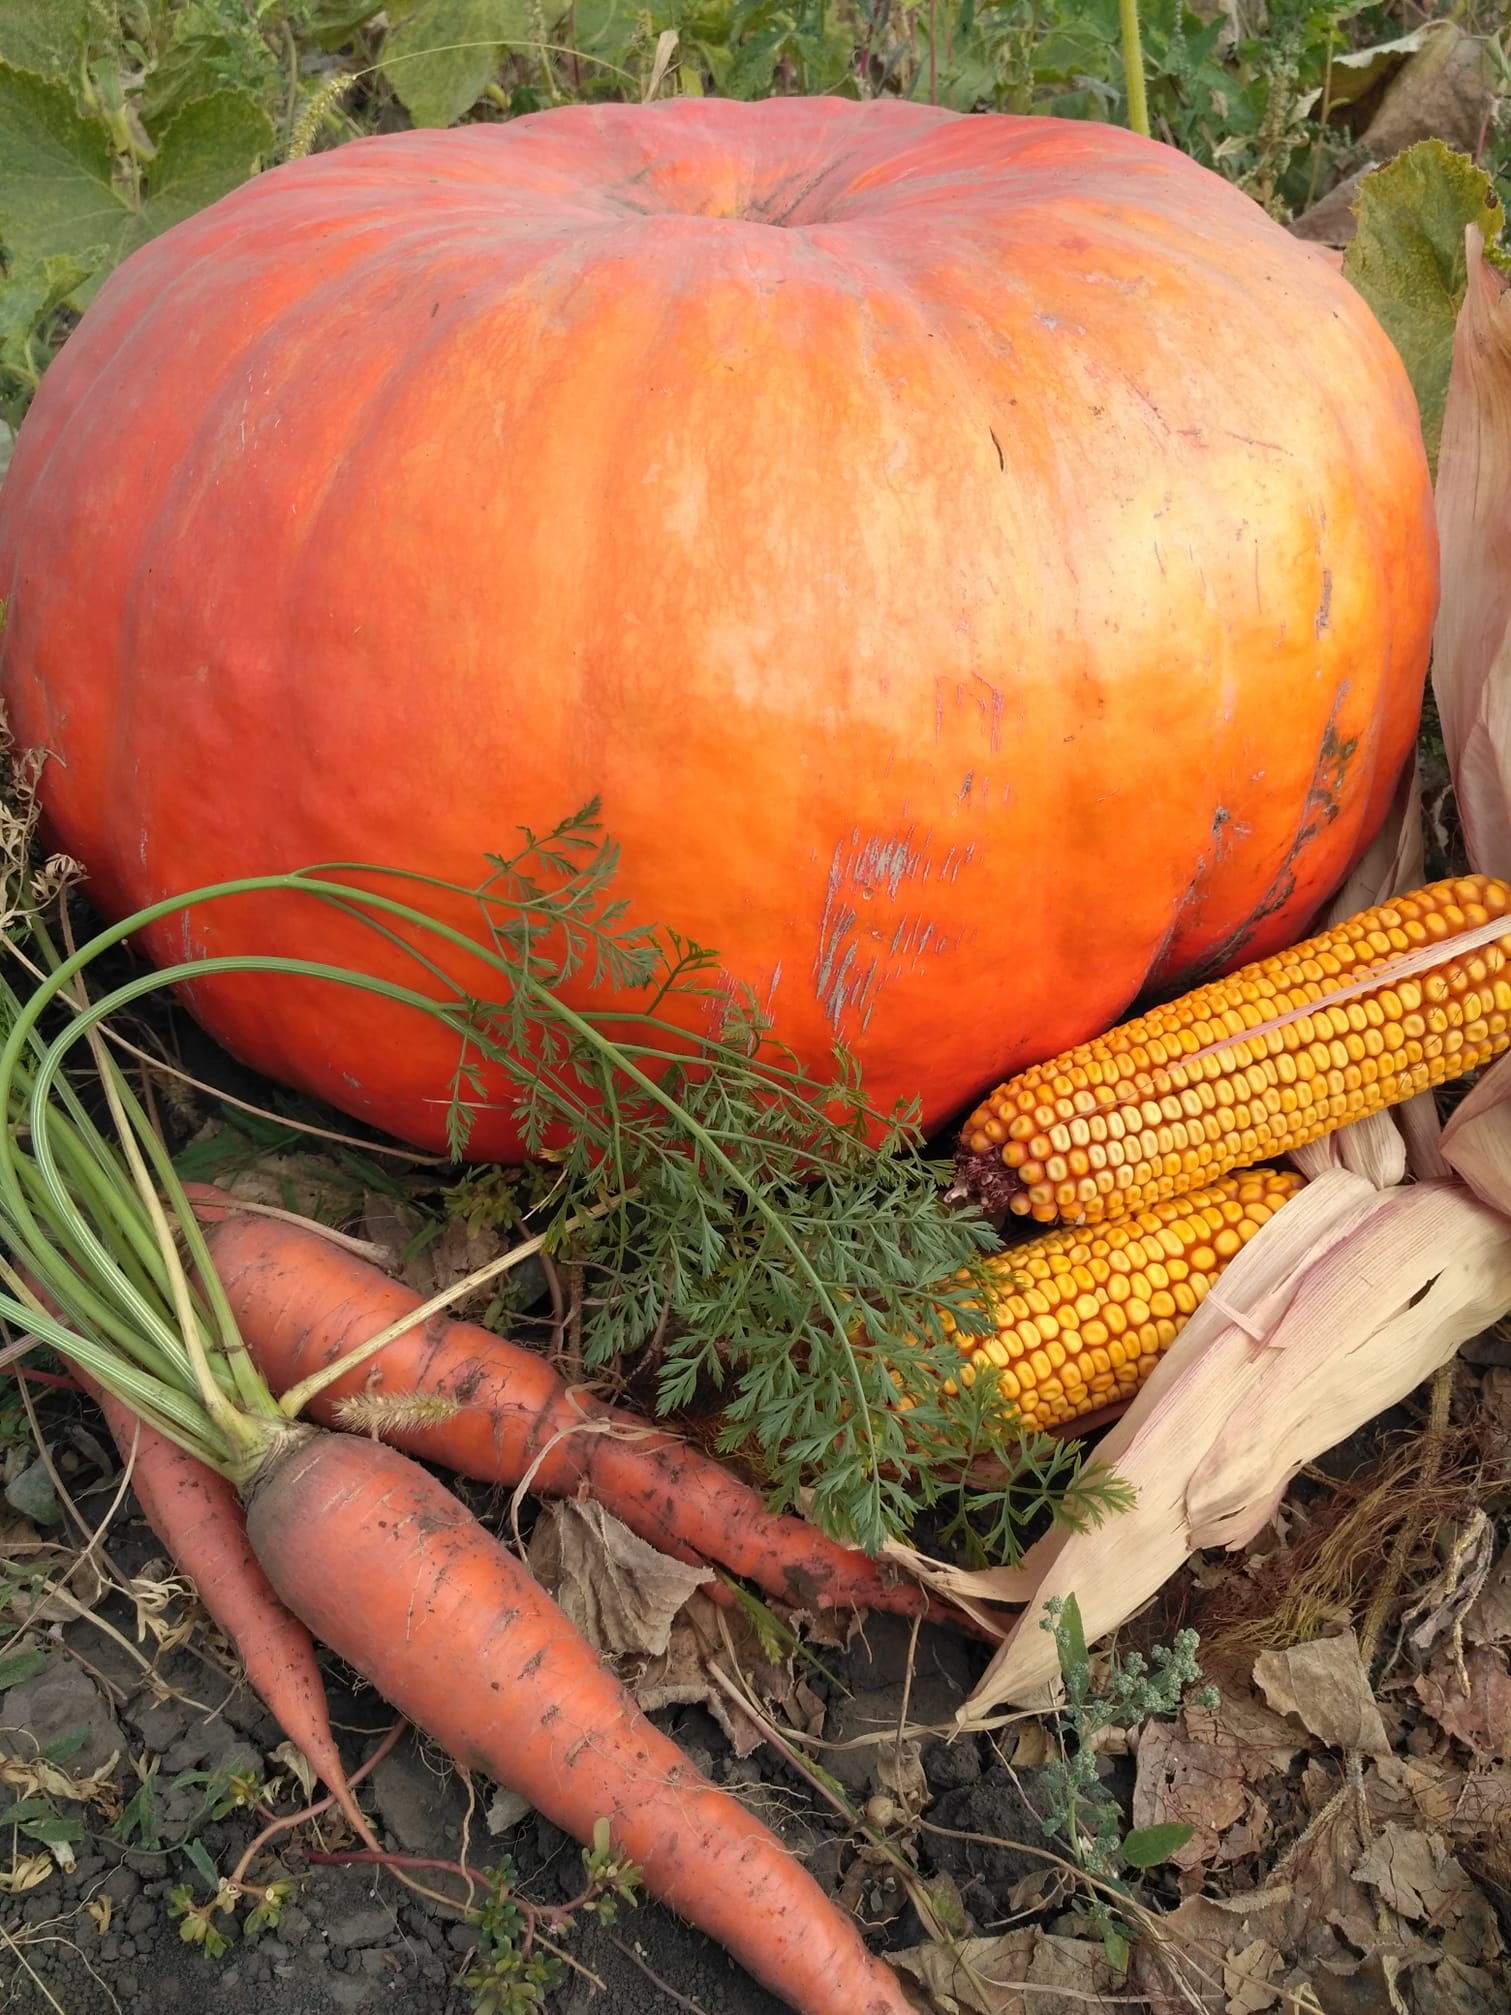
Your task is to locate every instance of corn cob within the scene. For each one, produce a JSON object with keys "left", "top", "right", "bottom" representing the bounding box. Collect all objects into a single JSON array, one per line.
[
  {"left": 940, "top": 1169, "right": 1305, "bottom": 1431},
  {"left": 956, "top": 874, "right": 1511, "bottom": 1225}
]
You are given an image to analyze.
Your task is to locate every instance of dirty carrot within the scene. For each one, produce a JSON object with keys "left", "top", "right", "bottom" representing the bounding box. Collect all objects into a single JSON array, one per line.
[
  {"left": 0, "top": 978, "right": 916, "bottom": 2014},
  {"left": 246, "top": 1426, "right": 914, "bottom": 2015},
  {"left": 193, "top": 1194, "right": 953, "bottom": 1624},
  {"left": 72, "top": 1366, "right": 380, "bottom": 1852}
]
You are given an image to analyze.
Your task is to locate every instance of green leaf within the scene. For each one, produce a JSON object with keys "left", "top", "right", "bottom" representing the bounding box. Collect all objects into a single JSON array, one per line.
[
  {"left": 307, "top": 1, "right": 389, "bottom": 49},
  {"left": 1102, "top": 1923, "right": 1130, "bottom": 1973},
  {"left": 381, "top": 0, "right": 535, "bottom": 127},
  {"left": 1344, "top": 139, "right": 1508, "bottom": 474},
  {"left": 0, "top": 249, "right": 96, "bottom": 380},
  {"left": 1120, "top": 1821, "right": 1195, "bottom": 1868},
  {"left": 0, "top": 1797, "right": 54, "bottom": 1825},
  {"left": 0, "top": 1645, "right": 47, "bottom": 1691},
  {"left": 113, "top": 1772, "right": 160, "bottom": 1850},
  {"left": 38, "top": 1727, "right": 89, "bottom": 1765},
  {"left": 0, "top": 0, "right": 90, "bottom": 79},
  {"left": 140, "top": 91, "right": 276, "bottom": 236},
  {"left": 19, "top": 1810, "right": 83, "bottom": 1845},
  {"left": 561, "top": 0, "right": 640, "bottom": 73},
  {"left": 181, "top": 1837, "right": 220, "bottom": 1890},
  {"left": 0, "top": 69, "right": 273, "bottom": 305},
  {"left": 1056, "top": 1591, "right": 1089, "bottom": 1680}
]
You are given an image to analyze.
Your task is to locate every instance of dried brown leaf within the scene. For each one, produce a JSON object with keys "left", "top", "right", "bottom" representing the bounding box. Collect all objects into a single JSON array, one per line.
[
  {"left": 633, "top": 1590, "right": 821, "bottom": 1759},
  {"left": 1404, "top": 1511, "right": 1497, "bottom": 1658},
  {"left": 1415, "top": 1645, "right": 1511, "bottom": 1762},
  {"left": 1413, "top": 1957, "right": 1510, "bottom": 2015},
  {"left": 1183, "top": 1668, "right": 1306, "bottom": 1779},
  {"left": 888, "top": 1927, "right": 1116, "bottom": 2015},
  {"left": 1465, "top": 1544, "right": 1511, "bottom": 1647},
  {"left": 1361, "top": 25, "right": 1503, "bottom": 164},
  {"left": 1352, "top": 1823, "right": 1478, "bottom": 1922},
  {"left": 1132, "top": 1717, "right": 1259, "bottom": 1875},
  {"left": 1370, "top": 1751, "right": 1511, "bottom": 1846},
  {"left": 1252, "top": 1630, "right": 1391, "bottom": 1756},
  {"left": 526, "top": 1498, "right": 712, "bottom": 1659},
  {"left": 1133, "top": 1792, "right": 1423, "bottom": 2012},
  {"left": 1221, "top": 1937, "right": 1282, "bottom": 2015}
]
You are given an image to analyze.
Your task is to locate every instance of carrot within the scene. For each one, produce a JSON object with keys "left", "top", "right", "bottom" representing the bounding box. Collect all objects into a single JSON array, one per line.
[
  {"left": 246, "top": 1424, "right": 914, "bottom": 2015},
  {"left": 195, "top": 1197, "right": 952, "bottom": 1625},
  {"left": 73, "top": 1367, "right": 380, "bottom": 1852}
]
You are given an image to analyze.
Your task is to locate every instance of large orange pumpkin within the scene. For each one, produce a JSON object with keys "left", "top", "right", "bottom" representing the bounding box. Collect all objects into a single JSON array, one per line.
[{"left": 0, "top": 99, "right": 1435, "bottom": 1160}]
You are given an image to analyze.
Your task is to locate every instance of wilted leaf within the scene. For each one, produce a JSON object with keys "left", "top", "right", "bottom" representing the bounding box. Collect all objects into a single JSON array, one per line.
[
  {"left": 1293, "top": 26, "right": 1437, "bottom": 117},
  {"left": 1415, "top": 1645, "right": 1511, "bottom": 1761},
  {"left": 1352, "top": 1823, "right": 1478, "bottom": 1922},
  {"left": 526, "top": 1498, "right": 712, "bottom": 1658},
  {"left": 1465, "top": 1543, "right": 1511, "bottom": 1646},
  {"left": 0, "top": 1751, "right": 120, "bottom": 1809},
  {"left": 0, "top": 1852, "right": 52, "bottom": 1894},
  {"left": 380, "top": 0, "right": 533, "bottom": 127},
  {"left": 1361, "top": 25, "right": 1502, "bottom": 165},
  {"left": 0, "top": 70, "right": 273, "bottom": 305},
  {"left": 889, "top": 1926, "right": 1117, "bottom": 2015},
  {"left": 1344, "top": 140, "right": 1506, "bottom": 472},
  {"left": 1252, "top": 1630, "right": 1390, "bottom": 1757},
  {"left": 1131, "top": 1718, "right": 1249, "bottom": 1874}
]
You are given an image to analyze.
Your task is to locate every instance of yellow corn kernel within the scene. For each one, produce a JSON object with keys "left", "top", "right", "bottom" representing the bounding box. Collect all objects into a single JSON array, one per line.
[
  {"left": 944, "top": 1169, "right": 1305, "bottom": 1433},
  {"left": 956, "top": 875, "right": 1511, "bottom": 1224}
]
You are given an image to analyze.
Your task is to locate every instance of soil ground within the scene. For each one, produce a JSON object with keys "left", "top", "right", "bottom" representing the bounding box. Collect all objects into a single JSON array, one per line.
[{"left": 1, "top": 1359, "right": 1507, "bottom": 2015}]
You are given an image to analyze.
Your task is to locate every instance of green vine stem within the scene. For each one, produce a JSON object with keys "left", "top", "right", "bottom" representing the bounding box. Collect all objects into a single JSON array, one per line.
[{"left": 1119, "top": 0, "right": 1151, "bottom": 139}]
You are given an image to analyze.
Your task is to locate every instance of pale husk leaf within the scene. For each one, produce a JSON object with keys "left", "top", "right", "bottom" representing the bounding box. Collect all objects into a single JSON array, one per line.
[
  {"left": 1440, "top": 1049, "right": 1511, "bottom": 1215},
  {"left": 1430, "top": 227, "right": 1511, "bottom": 881},
  {"left": 1185, "top": 1181, "right": 1511, "bottom": 1548}
]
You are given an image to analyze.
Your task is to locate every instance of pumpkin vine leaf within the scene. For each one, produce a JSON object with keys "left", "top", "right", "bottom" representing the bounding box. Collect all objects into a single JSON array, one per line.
[{"left": 286, "top": 801, "right": 1132, "bottom": 1556}]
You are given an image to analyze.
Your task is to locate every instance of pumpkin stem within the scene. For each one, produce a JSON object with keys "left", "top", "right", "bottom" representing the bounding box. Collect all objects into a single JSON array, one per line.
[{"left": 1119, "top": 0, "right": 1151, "bottom": 139}]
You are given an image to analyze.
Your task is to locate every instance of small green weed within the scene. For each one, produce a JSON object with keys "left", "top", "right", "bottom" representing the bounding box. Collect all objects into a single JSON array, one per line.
[
  {"left": 1038, "top": 1592, "right": 1212, "bottom": 1970},
  {"left": 462, "top": 1822, "right": 643, "bottom": 2015}
]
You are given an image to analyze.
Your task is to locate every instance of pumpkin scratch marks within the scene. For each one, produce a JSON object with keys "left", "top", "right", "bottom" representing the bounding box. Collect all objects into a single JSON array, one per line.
[
  {"left": 812, "top": 830, "right": 975, "bottom": 1032},
  {"left": 1314, "top": 568, "right": 1332, "bottom": 637}
]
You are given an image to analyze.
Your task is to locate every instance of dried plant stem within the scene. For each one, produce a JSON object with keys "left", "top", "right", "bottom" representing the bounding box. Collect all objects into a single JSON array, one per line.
[{"left": 1360, "top": 1360, "right": 1455, "bottom": 1674}]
